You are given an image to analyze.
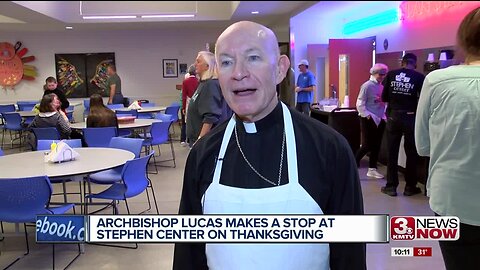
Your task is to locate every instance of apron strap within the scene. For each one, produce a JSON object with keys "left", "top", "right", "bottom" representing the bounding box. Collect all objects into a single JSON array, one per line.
[
  {"left": 212, "top": 115, "right": 236, "bottom": 184},
  {"left": 281, "top": 103, "right": 299, "bottom": 185}
]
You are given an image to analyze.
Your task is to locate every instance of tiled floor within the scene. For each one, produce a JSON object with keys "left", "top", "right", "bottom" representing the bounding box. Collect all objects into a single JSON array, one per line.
[{"left": 0, "top": 134, "right": 446, "bottom": 270}]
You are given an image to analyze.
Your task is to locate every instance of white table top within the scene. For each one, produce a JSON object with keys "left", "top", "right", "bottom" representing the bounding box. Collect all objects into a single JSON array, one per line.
[
  {"left": 115, "top": 106, "right": 166, "bottom": 113},
  {"left": 3, "top": 110, "right": 73, "bottom": 118},
  {"left": 0, "top": 148, "right": 134, "bottom": 179},
  {"left": 70, "top": 118, "right": 161, "bottom": 130}
]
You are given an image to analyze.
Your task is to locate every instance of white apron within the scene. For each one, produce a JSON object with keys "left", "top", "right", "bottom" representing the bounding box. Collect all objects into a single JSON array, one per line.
[{"left": 202, "top": 103, "right": 330, "bottom": 270}]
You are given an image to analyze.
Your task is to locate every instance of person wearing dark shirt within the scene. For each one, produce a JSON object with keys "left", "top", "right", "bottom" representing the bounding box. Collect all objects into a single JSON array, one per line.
[
  {"left": 106, "top": 64, "right": 124, "bottom": 105},
  {"left": 381, "top": 53, "right": 425, "bottom": 197},
  {"left": 173, "top": 21, "right": 365, "bottom": 270},
  {"left": 43, "top": 76, "right": 70, "bottom": 111},
  {"left": 181, "top": 64, "right": 199, "bottom": 145}
]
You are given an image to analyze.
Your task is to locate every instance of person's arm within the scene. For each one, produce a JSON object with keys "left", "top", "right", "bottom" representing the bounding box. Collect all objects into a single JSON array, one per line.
[
  {"left": 327, "top": 135, "right": 366, "bottom": 270},
  {"left": 108, "top": 84, "right": 116, "bottom": 104},
  {"left": 415, "top": 77, "right": 432, "bottom": 157},
  {"left": 356, "top": 83, "right": 371, "bottom": 118},
  {"left": 197, "top": 80, "right": 223, "bottom": 138},
  {"left": 57, "top": 114, "right": 72, "bottom": 138},
  {"left": 381, "top": 75, "right": 390, "bottom": 103},
  {"left": 173, "top": 147, "right": 208, "bottom": 270}
]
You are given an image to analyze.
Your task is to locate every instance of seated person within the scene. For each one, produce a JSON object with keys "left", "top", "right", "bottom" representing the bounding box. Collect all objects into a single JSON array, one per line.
[
  {"left": 87, "top": 94, "right": 119, "bottom": 128},
  {"left": 29, "top": 93, "right": 71, "bottom": 139}
]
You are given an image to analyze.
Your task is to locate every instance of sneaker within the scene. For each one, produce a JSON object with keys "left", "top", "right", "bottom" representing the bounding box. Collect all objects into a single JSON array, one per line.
[
  {"left": 180, "top": 141, "right": 187, "bottom": 147},
  {"left": 403, "top": 187, "right": 422, "bottom": 196},
  {"left": 381, "top": 186, "right": 397, "bottom": 197},
  {"left": 366, "top": 168, "right": 384, "bottom": 179}
]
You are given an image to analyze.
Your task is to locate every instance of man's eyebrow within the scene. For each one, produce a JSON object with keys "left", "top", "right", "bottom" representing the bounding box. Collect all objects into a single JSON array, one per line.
[{"left": 219, "top": 48, "right": 262, "bottom": 58}]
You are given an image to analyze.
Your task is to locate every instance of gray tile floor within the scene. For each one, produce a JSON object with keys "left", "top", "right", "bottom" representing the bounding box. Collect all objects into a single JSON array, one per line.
[{"left": 0, "top": 132, "right": 446, "bottom": 270}]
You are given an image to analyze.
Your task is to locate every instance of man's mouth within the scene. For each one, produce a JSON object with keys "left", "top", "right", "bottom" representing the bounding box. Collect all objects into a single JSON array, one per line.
[{"left": 233, "top": 88, "right": 256, "bottom": 96}]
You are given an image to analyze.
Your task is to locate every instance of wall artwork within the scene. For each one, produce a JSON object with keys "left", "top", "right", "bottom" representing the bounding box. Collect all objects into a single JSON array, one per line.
[
  {"left": 0, "top": 41, "right": 37, "bottom": 90},
  {"left": 55, "top": 52, "right": 115, "bottom": 98},
  {"left": 179, "top": 63, "right": 188, "bottom": 75},
  {"left": 163, "top": 59, "right": 178, "bottom": 78}
]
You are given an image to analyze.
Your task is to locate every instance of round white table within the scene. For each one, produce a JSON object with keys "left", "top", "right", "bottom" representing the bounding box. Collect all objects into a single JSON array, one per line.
[
  {"left": 0, "top": 148, "right": 134, "bottom": 179},
  {"left": 3, "top": 110, "right": 74, "bottom": 118},
  {"left": 115, "top": 106, "right": 166, "bottom": 114},
  {"left": 70, "top": 118, "right": 161, "bottom": 130}
]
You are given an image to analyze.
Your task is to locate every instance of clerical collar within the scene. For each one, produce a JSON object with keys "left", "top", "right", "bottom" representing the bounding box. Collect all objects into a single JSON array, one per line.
[{"left": 235, "top": 102, "right": 283, "bottom": 134}]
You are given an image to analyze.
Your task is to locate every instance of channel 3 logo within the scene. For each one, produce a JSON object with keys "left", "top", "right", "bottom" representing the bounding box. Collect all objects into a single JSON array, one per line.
[{"left": 390, "top": 216, "right": 459, "bottom": 241}]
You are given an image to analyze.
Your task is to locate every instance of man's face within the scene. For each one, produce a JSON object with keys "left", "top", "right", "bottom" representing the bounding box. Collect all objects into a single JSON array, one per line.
[
  {"left": 298, "top": 64, "right": 307, "bottom": 73},
  {"left": 107, "top": 67, "right": 114, "bottom": 76},
  {"left": 216, "top": 25, "right": 287, "bottom": 122},
  {"left": 373, "top": 72, "right": 386, "bottom": 83},
  {"left": 47, "top": 82, "right": 57, "bottom": 90}
]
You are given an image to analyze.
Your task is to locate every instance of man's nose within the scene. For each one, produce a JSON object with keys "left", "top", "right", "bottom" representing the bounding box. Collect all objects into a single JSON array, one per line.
[{"left": 232, "top": 61, "right": 249, "bottom": 80}]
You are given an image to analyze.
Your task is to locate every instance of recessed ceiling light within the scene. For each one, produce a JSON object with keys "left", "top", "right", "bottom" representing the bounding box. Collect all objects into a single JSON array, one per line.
[
  {"left": 65, "top": 26, "right": 73, "bottom": 30},
  {"left": 251, "top": 11, "right": 259, "bottom": 14},
  {"left": 82, "top": 15, "right": 137, "bottom": 19},
  {"left": 141, "top": 14, "right": 195, "bottom": 18}
]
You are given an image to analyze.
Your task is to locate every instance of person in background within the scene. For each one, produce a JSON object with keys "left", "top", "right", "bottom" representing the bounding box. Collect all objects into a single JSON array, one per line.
[
  {"left": 174, "top": 21, "right": 365, "bottom": 270},
  {"left": 181, "top": 64, "right": 199, "bottom": 146},
  {"left": 106, "top": 64, "right": 124, "bottom": 105},
  {"left": 28, "top": 93, "right": 71, "bottom": 149},
  {"left": 355, "top": 63, "right": 388, "bottom": 179},
  {"left": 415, "top": 7, "right": 480, "bottom": 270},
  {"left": 87, "top": 94, "right": 119, "bottom": 128},
  {"left": 381, "top": 53, "right": 425, "bottom": 197},
  {"left": 43, "top": 76, "right": 70, "bottom": 112},
  {"left": 277, "top": 66, "right": 296, "bottom": 108},
  {"left": 295, "top": 59, "right": 317, "bottom": 115},
  {"left": 186, "top": 51, "right": 231, "bottom": 146}
]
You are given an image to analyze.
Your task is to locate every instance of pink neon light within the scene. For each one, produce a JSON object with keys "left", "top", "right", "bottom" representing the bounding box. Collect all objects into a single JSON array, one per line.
[{"left": 400, "top": 1, "right": 475, "bottom": 20}]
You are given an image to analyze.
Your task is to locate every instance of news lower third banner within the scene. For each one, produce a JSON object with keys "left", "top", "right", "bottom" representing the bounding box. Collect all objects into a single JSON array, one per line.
[{"left": 86, "top": 215, "right": 389, "bottom": 243}]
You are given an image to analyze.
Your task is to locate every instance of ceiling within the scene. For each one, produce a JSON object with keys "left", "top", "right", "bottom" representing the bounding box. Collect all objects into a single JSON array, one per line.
[{"left": 0, "top": 1, "right": 317, "bottom": 32}]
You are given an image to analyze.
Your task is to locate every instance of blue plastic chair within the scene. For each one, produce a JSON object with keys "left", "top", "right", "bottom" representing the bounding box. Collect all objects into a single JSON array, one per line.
[
  {"left": 0, "top": 104, "right": 16, "bottom": 147},
  {"left": 86, "top": 152, "right": 158, "bottom": 216},
  {"left": 37, "top": 139, "right": 82, "bottom": 151},
  {"left": 164, "top": 105, "right": 180, "bottom": 123},
  {"left": 107, "top": 104, "right": 125, "bottom": 110},
  {"left": 83, "top": 99, "right": 90, "bottom": 118},
  {"left": 142, "top": 120, "right": 176, "bottom": 173},
  {"left": 0, "top": 176, "right": 78, "bottom": 269},
  {"left": 83, "top": 127, "right": 118, "bottom": 147},
  {"left": 155, "top": 113, "right": 173, "bottom": 122},
  {"left": 2, "top": 112, "right": 26, "bottom": 148},
  {"left": 17, "top": 101, "right": 37, "bottom": 111},
  {"left": 0, "top": 148, "right": 3, "bottom": 156},
  {"left": 116, "top": 109, "right": 138, "bottom": 118},
  {"left": 32, "top": 127, "right": 61, "bottom": 141},
  {"left": 88, "top": 137, "right": 144, "bottom": 185},
  {"left": 66, "top": 111, "right": 74, "bottom": 123}
]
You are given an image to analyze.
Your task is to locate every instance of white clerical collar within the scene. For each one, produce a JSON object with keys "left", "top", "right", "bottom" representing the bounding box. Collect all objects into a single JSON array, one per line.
[{"left": 243, "top": 122, "right": 257, "bottom": 133}]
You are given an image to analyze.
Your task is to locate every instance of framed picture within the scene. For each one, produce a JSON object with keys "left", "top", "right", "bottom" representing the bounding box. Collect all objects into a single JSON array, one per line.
[
  {"left": 163, "top": 59, "right": 178, "bottom": 78},
  {"left": 179, "top": 63, "right": 188, "bottom": 74}
]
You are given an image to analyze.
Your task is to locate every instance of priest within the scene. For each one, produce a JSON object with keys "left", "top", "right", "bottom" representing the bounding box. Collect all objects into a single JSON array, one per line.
[{"left": 173, "top": 21, "right": 365, "bottom": 270}]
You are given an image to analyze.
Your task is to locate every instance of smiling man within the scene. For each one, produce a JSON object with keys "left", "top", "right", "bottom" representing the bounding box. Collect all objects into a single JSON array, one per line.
[{"left": 173, "top": 21, "right": 365, "bottom": 270}]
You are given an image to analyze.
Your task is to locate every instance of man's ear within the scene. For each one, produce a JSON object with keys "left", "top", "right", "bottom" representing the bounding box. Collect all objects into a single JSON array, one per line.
[{"left": 275, "top": 55, "right": 291, "bottom": 85}]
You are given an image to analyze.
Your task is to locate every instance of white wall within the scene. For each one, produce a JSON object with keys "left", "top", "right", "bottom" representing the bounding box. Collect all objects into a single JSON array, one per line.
[{"left": 0, "top": 28, "right": 223, "bottom": 107}]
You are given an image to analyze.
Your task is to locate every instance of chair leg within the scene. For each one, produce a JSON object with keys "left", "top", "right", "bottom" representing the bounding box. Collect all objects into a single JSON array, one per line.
[
  {"left": 2, "top": 223, "right": 31, "bottom": 269},
  {"left": 148, "top": 181, "right": 160, "bottom": 214},
  {"left": 0, "top": 221, "right": 4, "bottom": 241}
]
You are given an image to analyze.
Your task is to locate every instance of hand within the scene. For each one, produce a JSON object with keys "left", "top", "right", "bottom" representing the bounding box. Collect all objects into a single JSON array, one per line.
[{"left": 295, "top": 87, "right": 301, "bottom": 93}]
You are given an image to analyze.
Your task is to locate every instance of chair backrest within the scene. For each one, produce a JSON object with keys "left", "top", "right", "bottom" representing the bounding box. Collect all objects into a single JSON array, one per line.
[
  {"left": 83, "top": 99, "right": 90, "bottom": 109},
  {"left": 83, "top": 127, "right": 118, "bottom": 147},
  {"left": 17, "top": 101, "right": 37, "bottom": 111},
  {"left": 0, "top": 176, "right": 52, "bottom": 223},
  {"left": 37, "top": 139, "right": 82, "bottom": 151},
  {"left": 121, "top": 152, "right": 154, "bottom": 198},
  {"left": 3, "top": 112, "right": 23, "bottom": 130},
  {"left": 0, "top": 148, "right": 4, "bottom": 156},
  {"left": 140, "top": 103, "right": 156, "bottom": 108},
  {"left": 155, "top": 113, "right": 172, "bottom": 122},
  {"left": 107, "top": 104, "right": 125, "bottom": 110},
  {"left": 150, "top": 121, "right": 172, "bottom": 145},
  {"left": 66, "top": 111, "right": 74, "bottom": 122},
  {"left": 0, "top": 104, "right": 16, "bottom": 115},
  {"left": 109, "top": 137, "right": 143, "bottom": 158},
  {"left": 164, "top": 106, "right": 180, "bottom": 122},
  {"left": 116, "top": 109, "right": 138, "bottom": 118},
  {"left": 32, "top": 127, "right": 61, "bottom": 141}
]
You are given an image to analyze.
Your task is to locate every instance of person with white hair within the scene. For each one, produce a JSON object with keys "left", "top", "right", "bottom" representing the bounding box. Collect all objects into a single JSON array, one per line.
[{"left": 355, "top": 63, "right": 388, "bottom": 178}]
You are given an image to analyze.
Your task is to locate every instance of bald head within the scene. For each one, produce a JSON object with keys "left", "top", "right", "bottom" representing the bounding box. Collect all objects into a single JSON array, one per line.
[
  {"left": 214, "top": 21, "right": 291, "bottom": 122},
  {"left": 216, "top": 21, "right": 280, "bottom": 60}
]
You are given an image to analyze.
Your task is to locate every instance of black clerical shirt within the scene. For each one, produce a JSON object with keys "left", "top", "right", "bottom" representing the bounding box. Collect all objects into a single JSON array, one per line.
[{"left": 174, "top": 101, "right": 366, "bottom": 270}]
